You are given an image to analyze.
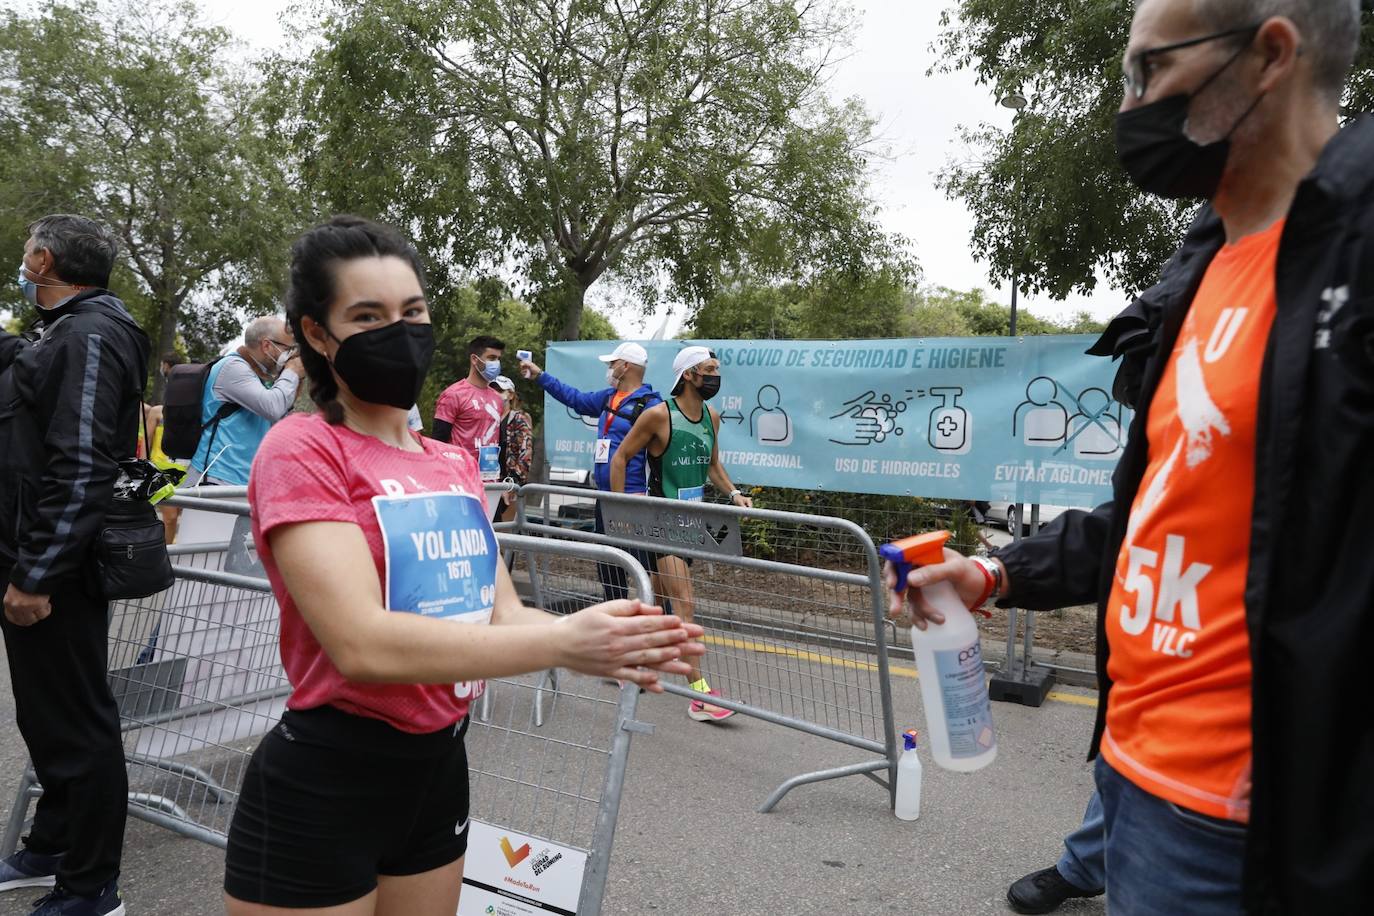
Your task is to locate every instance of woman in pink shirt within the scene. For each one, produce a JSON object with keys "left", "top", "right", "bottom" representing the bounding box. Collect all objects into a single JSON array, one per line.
[{"left": 223, "top": 216, "right": 702, "bottom": 916}]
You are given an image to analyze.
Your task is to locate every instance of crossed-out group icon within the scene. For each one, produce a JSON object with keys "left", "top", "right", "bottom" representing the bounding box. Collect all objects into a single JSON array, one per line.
[{"left": 1012, "top": 376, "right": 1124, "bottom": 459}]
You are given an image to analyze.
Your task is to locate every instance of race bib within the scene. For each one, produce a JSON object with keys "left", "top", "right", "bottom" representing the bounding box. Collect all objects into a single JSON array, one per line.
[
  {"left": 477, "top": 445, "right": 501, "bottom": 482},
  {"left": 677, "top": 485, "right": 705, "bottom": 502},
  {"left": 594, "top": 438, "right": 611, "bottom": 464},
  {"left": 372, "top": 491, "right": 498, "bottom": 624}
]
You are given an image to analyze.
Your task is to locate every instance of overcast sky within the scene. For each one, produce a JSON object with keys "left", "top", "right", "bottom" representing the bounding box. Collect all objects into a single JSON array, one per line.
[{"left": 196, "top": 0, "right": 1130, "bottom": 336}]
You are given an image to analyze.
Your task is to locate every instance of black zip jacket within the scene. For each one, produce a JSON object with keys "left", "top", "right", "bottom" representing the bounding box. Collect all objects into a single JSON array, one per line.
[
  {"left": 0, "top": 289, "right": 151, "bottom": 594},
  {"left": 992, "top": 116, "right": 1374, "bottom": 915}
]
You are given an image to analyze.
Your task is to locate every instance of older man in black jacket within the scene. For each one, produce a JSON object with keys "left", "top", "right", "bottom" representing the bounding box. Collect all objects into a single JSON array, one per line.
[
  {"left": 892, "top": 2, "right": 1370, "bottom": 914},
  {"left": 0, "top": 215, "right": 149, "bottom": 916}
]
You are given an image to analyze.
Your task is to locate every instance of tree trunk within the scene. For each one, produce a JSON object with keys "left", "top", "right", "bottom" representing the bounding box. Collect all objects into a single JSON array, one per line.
[
  {"left": 557, "top": 280, "right": 587, "bottom": 341},
  {"left": 149, "top": 298, "right": 179, "bottom": 403}
]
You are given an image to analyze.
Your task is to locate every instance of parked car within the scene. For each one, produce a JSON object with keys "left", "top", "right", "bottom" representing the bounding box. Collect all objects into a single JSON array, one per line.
[{"left": 983, "top": 502, "right": 1069, "bottom": 536}]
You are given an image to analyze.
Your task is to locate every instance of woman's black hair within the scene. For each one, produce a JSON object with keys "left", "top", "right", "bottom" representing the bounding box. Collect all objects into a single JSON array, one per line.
[{"left": 284, "top": 215, "right": 427, "bottom": 424}]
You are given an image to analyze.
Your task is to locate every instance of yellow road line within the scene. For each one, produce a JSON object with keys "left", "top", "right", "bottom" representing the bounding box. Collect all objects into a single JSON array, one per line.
[{"left": 700, "top": 633, "right": 1097, "bottom": 708}]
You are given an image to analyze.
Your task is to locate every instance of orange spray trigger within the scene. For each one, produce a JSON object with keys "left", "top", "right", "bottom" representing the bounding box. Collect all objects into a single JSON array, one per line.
[{"left": 879, "top": 531, "right": 952, "bottom": 594}]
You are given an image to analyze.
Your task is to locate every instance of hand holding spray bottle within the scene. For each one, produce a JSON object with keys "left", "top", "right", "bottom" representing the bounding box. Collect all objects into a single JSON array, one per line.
[{"left": 880, "top": 531, "right": 997, "bottom": 773}]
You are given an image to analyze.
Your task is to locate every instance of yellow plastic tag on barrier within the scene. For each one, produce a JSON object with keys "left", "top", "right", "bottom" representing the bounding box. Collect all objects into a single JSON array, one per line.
[{"left": 149, "top": 481, "right": 177, "bottom": 506}]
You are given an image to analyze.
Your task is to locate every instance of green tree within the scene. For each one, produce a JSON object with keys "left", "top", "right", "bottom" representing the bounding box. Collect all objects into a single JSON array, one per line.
[
  {"left": 279, "top": 0, "right": 900, "bottom": 340},
  {"left": 690, "top": 281, "right": 802, "bottom": 339},
  {"left": 0, "top": 0, "right": 299, "bottom": 396},
  {"left": 906, "top": 285, "right": 1105, "bottom": 336},
  {"left": 690, "top": 263, "right": 913, "bottom": 339},
  {"left": 692, "top": 278, "right": 1105, "bottom": 338},
  {"left": 931, "top": 1, "right": 1374, "bottom": 300}
]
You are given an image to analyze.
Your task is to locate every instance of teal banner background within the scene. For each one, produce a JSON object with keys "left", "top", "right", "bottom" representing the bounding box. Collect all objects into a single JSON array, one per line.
[{"left": 542, "top": 337, "right": 1130, "bottom": 508}]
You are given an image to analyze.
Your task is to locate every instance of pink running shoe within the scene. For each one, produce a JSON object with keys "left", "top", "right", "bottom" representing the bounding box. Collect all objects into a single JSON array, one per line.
[{"left": 688, "top": 689, "right": 736, "bottom": 722}]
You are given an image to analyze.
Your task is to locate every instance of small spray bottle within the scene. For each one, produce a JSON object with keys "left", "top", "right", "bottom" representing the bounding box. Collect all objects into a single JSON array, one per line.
[
  {"left": 895, "top": 729, "right": 923, "bottom": 821},
  {"left": 880, "top": 531, "right": 997, "bottom": 773}
]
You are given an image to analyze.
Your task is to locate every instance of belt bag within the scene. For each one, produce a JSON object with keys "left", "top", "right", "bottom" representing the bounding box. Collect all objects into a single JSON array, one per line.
[
  {"left": 97, "top": 404, "right": 177, "bottom": 600},
  {"left": 97, "top": 496, "right": 173, "bottom": 600}
]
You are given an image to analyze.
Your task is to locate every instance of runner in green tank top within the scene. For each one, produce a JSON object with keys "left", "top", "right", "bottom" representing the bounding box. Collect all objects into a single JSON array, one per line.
[
  {"left": 648, "top": 398, "right": 715, "bottom": 500},
  {"left": 611, "top": 346, "right": 753, "bottom": 722}
]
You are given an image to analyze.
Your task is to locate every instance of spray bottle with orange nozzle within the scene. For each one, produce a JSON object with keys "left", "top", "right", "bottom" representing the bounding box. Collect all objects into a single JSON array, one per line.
[{"left": 880, "top": 531, "right": 997, "bottom": 772}]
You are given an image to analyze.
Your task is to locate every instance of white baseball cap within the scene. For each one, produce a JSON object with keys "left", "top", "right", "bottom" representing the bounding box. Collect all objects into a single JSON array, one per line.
[
  {"left": 491, "top": 375, "right": 515, "bottom": 392},
  {"left": 671, "top": 345, "right": 715, "bottom": 393},
  {"left": 597, "top": 342, "right": 649, "bottom": 367}
]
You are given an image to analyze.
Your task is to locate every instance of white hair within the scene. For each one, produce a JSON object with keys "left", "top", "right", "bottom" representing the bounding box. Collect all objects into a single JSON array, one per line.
[{"left": 244, "top": 315, "right": 286, "bottom": 347}]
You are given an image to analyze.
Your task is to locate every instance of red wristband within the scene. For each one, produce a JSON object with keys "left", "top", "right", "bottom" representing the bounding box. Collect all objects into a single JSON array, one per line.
[{"left": 971, "top": 560, "right": 996, "bottom": 611}]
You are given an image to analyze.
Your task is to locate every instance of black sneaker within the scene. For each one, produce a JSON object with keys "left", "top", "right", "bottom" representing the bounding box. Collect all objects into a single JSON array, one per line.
[
  {"left": 1007, "top": 866, "right": 1102, "bottom": 914},
  {"left": 29, "top": 882, "right": 124, "bottom": 916},
  {"left": 0, "top": 849, "right": 61, "bottom": 892}
]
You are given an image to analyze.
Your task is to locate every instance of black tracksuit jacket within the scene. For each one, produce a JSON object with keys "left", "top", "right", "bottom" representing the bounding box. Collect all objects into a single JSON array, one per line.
[
  {"left": 993, "top": 116, "right": 1374, "bottom": 914},
  {"left": 0, "top": 289, "right": 151, "bottom": 593}
]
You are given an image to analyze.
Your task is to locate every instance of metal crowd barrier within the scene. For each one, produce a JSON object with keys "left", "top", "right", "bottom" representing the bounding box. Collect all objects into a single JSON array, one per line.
[
  {"left": 2, "top": 535, "right": 284, "bottom": 853},
  {"left": 514, "top": 484, "right": 900, "bottom": 813},
  {"left": 0, "top": 496, "right": 658, "bottom": 915},
  {"left": 465, "top": 533, "right": 656, "bottom": 916}
]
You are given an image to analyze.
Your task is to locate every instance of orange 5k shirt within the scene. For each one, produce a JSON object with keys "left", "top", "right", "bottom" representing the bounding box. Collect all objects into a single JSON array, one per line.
[{"left": 1102, "top": 218, "right": 1284, "bottom": 823}]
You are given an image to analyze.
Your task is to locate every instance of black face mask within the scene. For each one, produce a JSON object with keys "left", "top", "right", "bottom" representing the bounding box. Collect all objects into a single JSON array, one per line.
[
  {"left": 329, "top": 321, "right": 435, "bottom": 409},
  {"left": 1114, "top": 42, "right": 1261, "bottom": 200},
  {"left": 694, "top": 374, "right": 721, "bottom": 400}
]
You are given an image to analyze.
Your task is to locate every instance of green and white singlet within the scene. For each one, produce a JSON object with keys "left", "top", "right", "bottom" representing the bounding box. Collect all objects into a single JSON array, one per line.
[{"left": 648, "top": 398, "right": 715, "bottom": 501}]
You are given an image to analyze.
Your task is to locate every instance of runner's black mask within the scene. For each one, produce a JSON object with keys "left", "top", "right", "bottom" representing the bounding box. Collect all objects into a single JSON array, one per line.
[
  {"left": 695, "top": 374, "right": 721, "bottom": 400},
  {"left": 330, "top": 321, "right": 435, "bottom": 409}
]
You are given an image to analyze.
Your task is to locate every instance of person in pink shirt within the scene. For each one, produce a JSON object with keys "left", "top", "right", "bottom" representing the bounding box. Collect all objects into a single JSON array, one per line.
[
  {"left": 223, "top": 216, "right": 703, "bottom": 916},
  {"left": 432, "top": 336, "right": 506, "bottom": 484}
]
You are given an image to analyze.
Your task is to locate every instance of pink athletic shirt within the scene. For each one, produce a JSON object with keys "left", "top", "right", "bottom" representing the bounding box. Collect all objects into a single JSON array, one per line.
[
  {"left": 248, "top": 412, "right": 494, "bottom": 733},
  {"left": 433, "top": 379, "right": 505, "bottom": 475}
]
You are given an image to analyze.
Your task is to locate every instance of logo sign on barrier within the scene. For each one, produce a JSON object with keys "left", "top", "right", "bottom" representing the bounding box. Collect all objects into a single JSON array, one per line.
[
  {"left": 224, "top": 515, "right": 265, "bottom": 577},
  {"left": 543, "top": 337, "right": 1131, "bottom": 508},
  {"left": 599, "top": 498, "right": 743, "bottom": 558},
  {"left": 458, "top": 821, "right": 587, "bottom": 916}
]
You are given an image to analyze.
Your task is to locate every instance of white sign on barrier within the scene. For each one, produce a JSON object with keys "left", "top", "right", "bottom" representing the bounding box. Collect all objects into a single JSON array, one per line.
[{"left": 458, "top": 821, "right": 587, "bottom": 916}]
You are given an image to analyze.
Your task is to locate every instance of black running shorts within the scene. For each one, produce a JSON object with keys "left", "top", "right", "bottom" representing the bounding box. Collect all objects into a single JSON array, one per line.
[{"left": 224, "top": 704, "right": 471, "bottom": 908}]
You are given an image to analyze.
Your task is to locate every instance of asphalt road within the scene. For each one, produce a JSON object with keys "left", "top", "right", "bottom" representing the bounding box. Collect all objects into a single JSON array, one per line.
[{"left": 0, "top": 631, "right": 1104, "bottom": 916}]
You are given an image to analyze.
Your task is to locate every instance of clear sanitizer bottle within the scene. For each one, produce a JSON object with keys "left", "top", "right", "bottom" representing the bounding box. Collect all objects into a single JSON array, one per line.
[
  {"left": 895, "top": 729, "right": 923, "bottom": 820},
  {"left": 880, "top": 531, "right": 997, "bottom": 772}
]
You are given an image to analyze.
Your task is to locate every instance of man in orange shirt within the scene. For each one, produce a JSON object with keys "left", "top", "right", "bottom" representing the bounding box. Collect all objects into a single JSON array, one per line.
[{"left": 892, "top": 1, "right": 1370, "bottom": 912}]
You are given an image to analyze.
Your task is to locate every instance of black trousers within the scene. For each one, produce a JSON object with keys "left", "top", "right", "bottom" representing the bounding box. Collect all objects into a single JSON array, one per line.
[
  {"left": 0, "top": 564, "right": 126, "bottom": 895},
  {"left": 592, "top": 501, "right": 670, "bottom": 612}
]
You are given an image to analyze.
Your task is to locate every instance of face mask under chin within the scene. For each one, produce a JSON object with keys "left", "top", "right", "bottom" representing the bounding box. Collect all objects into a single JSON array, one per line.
[{"left": 18, "top": 262, "right": 69, "bottom": 310}]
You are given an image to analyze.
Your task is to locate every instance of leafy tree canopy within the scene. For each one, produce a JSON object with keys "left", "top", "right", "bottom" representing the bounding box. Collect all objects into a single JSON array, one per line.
[
  {"left": 0, "top": 0, "right": 299, "bottom": 396},
  {"left": 275, "top": 0, "right": 908, "bottom": 340},
  {"left": 932, "top": 0, "right": 1374, "bottom": 300},
  {"left": 690, "top": 277, "right": 1105, "bottom": 338}
]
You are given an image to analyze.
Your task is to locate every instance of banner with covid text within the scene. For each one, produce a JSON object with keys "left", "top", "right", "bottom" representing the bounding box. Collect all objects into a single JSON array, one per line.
[{"left": 541, "top": 337, "right": 1130, "bottom": 508}]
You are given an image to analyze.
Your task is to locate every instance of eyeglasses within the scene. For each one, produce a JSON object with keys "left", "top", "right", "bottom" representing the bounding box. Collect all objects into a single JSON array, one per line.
[
  {"left": 268, "top": 339, "right": 295, "bottom": 350},
  {"left": 1123, "top": 24, "right": 1259, "bottom": 100}
]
